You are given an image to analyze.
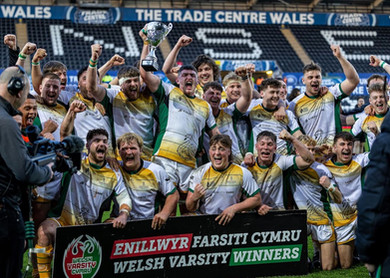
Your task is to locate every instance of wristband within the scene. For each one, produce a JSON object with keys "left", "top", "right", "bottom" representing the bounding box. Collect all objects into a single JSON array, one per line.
[
  {"left": 31, "top": 61, "right": 40, "bottom": 66},
  {"left": 90, "top": 58, "right": 98, "bottom": 64},
  {"left": 88, "top": 64, "right": 97, "bottom": 68},
  {"left": 380, "top": 61, "right": 388, "bottom": 68},
  {"left": 119, "top": 209, "right": 130, "bottom": 216},
  {"left": 327, "top": 184, "right": 336, "bottom": 193},
  {"left": 18, "top": 53, "right": 27, "bottom": 60},
  {"left": 144, "top": 41, "right": 149, "bottom": 45},
  {"left": 245, "top": 152, "right": 253, "bottom": 157}
]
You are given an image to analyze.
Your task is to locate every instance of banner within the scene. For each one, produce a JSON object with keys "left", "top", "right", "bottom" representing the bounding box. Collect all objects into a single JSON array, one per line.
[
  {"left": 3, "top": 5, "right": 390, "bottom": 26},
  {"left": 53, "top": 210, "right": 308, "bottom": 278}
]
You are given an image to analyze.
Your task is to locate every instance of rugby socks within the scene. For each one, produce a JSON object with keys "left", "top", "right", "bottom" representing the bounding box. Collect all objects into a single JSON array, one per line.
[{"left": 36, "top": 244, "right": 53, "bottom": 278}]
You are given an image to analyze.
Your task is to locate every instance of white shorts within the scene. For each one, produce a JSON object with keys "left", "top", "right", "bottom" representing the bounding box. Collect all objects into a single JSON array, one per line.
[
  {"left": 309, "top": 224, "right": 335, "bottom": 243},
  {"left": 153, "top": 156, "right": 193, "bottom": 192},
  {"left": 35, "top": 172, "right": 62, "bottom": 201},
  {"left": 335, "top": 218, "right": 357, "bottom": 245}
]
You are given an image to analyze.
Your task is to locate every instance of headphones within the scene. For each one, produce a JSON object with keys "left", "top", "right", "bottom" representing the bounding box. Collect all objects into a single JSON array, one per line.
[{"left": 7, "top": 65, "right": 26, "bottom": 96}]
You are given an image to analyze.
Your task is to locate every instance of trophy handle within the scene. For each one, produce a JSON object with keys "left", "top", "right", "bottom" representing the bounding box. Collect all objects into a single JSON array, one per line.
[{"left": 166, "top": 23, "right": 173, "bottom": 36}]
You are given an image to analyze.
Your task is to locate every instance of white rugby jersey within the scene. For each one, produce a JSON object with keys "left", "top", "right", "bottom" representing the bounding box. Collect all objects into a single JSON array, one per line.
[
  {"left": 58, "top": 157, "right": 131, "bottom": 226},
  {"left": 246, "top": 153, "right": 296, "bottom": 210},
  {"left": 290, "top": 162, "right": 333, "bottom": 225},
  {"left": 248, "top": 103, "right": 300, "bottom": 155},
  {"left": 36, "top": 102, "right": 67, "bottom": 141},
  {"left": 106, "top": 88, "right": 156, "bottom": 160},
  {"left": 203, "top": 103, "right": 244, "bottom": 164},
  {"left": 121, "top": 160, "right": 176, "bottom": 220},
  {"left": 288, "top": 84, "right": 346, "bottom": 146},
  {"left": 153, "top": 81, "right": 216, "bottom": 168},
  {"left": 185, "top": 162, "right": 259, "bottom": 215},
  {"left": 69, "top": 93, "right": 113, "bottom": 154},
  {"left": 324, "top": 153, "right": 370, "bottom": 227},
  {"left": 351, "top": 112, "right": 387, "bottom": 150}
]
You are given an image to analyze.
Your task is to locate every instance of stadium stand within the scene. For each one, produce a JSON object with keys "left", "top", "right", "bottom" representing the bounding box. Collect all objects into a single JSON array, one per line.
[
  {"left": 0, "top": 19, "right": 16, "bottom": 67},
  {"left": 25, "top": 19, "right": 165, "bottom": 69},
  {"left": 290, "top": 25, "right": 390, "bottom": 74}
]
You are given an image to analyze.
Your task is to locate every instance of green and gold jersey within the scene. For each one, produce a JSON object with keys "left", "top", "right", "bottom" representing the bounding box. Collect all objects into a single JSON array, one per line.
[
  {"left": 288, "top": 84, "right": 346, "bottom": 146},
  {"left": 324, "top": 153, "right": 369, "bottom": 227},
  {"left": 290, "top": 162, "right": 333, "bottom": 225},
  {"left": 185, "top": 162, "right": 259, "bottom": 215},
  {"left": 121, "top": 160, "right": 176, "bottom": 220},
  {"left": 59, "top": 157, "right": 131, "bottom": 226},
  {"left": 247, "top": 153, "right": 296, "bottom": 210},
  {"left": 36, "top": 102, "right": 67, "bottom": 141},
  {"left": 153, "top": 81, "right": 216, "bottom": 168},
  {"left": 107, "top": 88, "right": 156, "bottom": 160}
]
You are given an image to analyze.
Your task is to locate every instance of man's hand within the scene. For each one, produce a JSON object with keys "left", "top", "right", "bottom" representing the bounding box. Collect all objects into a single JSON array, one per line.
[
  {"left": 108, "top": 54, "right": 125, "bottom": 67},
  {"left": 279, "top": 129, "right": 294, "bottom": 142},
  {"left": 215, "top": 206, "right": 236, "bottom": 226},
  {"left": 274, "top": 106, "right": 286, "bottom": 122},
  {"left": 112, "top": 212, "right": 128, "bottom": 229},
  {"left": 91, "top": 44, "right": 102, "bottom": 61},
  {"left": 192, "top": 184, "right": 206, "bottom": 201},
  {"left": 41, "top": 119, "right": 58, "bottom": 134},
  {"left": 106, "top": 156, "right": 120, "bottom": 171},
  {"left": 151, "top": 212, "right": 169, "bottom": 230},
  {"left": 258, "top": 204, "right": 271, "bottom": 216},
  {"left": 235, "top": 63, "right": 255, "bottom": 78},
  {"left": 4, "top": 34, "right": 17, "bottom": 50},
  {"left": 176, "top": 35, "right": 193, "bottom": 48},
  {"left": 69, "top": 100, "right": 87, "bottom": 113},
  {"left": 20, "top": 42, "right": 37, "bottom": 56},
  {"left": 243, "top": 152, "right": 255, "bottom": 167},
  {"left": 331, "top": 45, "right": 342, "bottom": 59},
  {"left": 319, "top": 176, "right": 331, "bottom": 189},
  {"left": 364, "top": 104, "right": 375, "bottom": 116},
  {"left": 369, "top": 55, "right": 381, "bottom": 67},
  {"left": 319, "top": 86, "right": 329, "bottom": 97},
  {"left": 367, "top": 121, "right": 379, "bottom": 135},
  {"left": 42, "top": 133, "right": 55, "bottom": 140},
  {"left": 139, "top": 24, "right": 148, "bottom": 41},
  {"left": 32, "top": 48, "right": 47, "bottom": 63},
  {"left": 365, "top": 263, "right": 376, "bottom": 274}
]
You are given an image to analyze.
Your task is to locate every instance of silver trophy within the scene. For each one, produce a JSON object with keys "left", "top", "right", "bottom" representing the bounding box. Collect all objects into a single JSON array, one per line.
[{"left": 141, "top": 22, "right": 173, "bottom": 72}]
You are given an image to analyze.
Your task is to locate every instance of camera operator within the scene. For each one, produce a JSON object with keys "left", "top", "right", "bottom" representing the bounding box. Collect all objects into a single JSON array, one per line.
[{"left": 0, "top": 66, "right": 53, "bottom": 278}]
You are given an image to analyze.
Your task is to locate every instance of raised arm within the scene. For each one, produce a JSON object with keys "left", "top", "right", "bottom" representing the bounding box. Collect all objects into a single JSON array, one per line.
[
  {"left": 4, "top": 34, "right": 19, "bottom": 66},
  {"left": 319, "top": 176, "right": 342, "bottom": 204},
  {"left": 139, "top": 25, "right": 162, "bottom": 93},
  {"left": 31, "top": 48, "right": 48, "bottom": 94},
  {"left": 234, "top": 63, "right": 254, "bottom": 113},
  {"left": 16, "top": 42, "right": 37, "bottom": 68},
  {"left": 279, "top": 129, "right": 314, "bottom": 169},
  {"left": 60, "top": 100, "right": 86, "bottom": 140},
  {"left": 86, "top": 44, "right": 106, "bottom": 102},
  {"left": 369, "top": 55, "right": 390, "bottom": 75},
  {"left": 98, "top": 54, "right": 125, "bottom": 84},
  {"left": 331, "top": 45, "right": 359, "bottom": 96},
  {"left": 162, "top": 35, "right": 193, "bottom": 83}
]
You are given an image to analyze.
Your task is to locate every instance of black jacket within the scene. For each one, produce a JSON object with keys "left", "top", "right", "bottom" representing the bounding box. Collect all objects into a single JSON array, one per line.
[
  {"left": 356, "top": 113, "right": 390, "bottom": 276},
  {"left": 0, "top": 96, "right": 52, "bottom": 210}
]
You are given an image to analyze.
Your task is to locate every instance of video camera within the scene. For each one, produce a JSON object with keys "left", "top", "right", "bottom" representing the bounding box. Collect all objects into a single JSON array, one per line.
[{"left": 26, "top": 125, "right": 84, "bottom": 174}]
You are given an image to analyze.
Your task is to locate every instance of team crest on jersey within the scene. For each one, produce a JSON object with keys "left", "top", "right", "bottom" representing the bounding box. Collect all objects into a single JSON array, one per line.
[{"left": 63, "top": 235, "right": 102, "bottom": 278}]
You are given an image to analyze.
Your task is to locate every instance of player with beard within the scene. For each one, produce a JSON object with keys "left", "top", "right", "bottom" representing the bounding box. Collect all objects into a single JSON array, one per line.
[
  {"left": 324, "top": 132, "right": 369, "bottom": 269},
  {"left": 60, "top": 66, "right": 114, "bottom": 155},
  {"left": 139, "top": 26, "right": 219, "bottom": 214},
  {"left": 351, "top": 83, "right": 389, "bottom": 150},
  {"left": 244, "top": 130, "right": 314, "bottom": 211},
  {"left": 185, "top": 134, "right": 261, "bottom": 225},
  {"left": 35, "top": 129, "right": 131, "bottom": 278},
  {"left": 288, "top": 45, "right": 359, "bottom": 146},
  {"left": 87, "top": 44, "right": 157, "bottom": 160},
  {"left": 117, "top": 133, "right": 179, "bottom": 229}
]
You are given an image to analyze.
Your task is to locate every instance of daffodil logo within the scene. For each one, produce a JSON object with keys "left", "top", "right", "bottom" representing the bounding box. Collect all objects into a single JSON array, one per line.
[{"left": 63, "top": 235, "right": 102, "bottom": 278}]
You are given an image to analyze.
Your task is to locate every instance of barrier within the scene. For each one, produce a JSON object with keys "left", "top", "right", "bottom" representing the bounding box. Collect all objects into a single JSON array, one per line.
[{"left": 53, "top": 210, "right": 307, "bottom": 278}]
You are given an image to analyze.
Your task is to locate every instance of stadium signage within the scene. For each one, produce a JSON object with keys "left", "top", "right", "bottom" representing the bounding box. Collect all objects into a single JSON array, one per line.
[
  {"left": 2, "top": 5, "right": 390, "bottom": 26},
  {"left": 53, "top": 211, "right": 308, "bottom": 277}
]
